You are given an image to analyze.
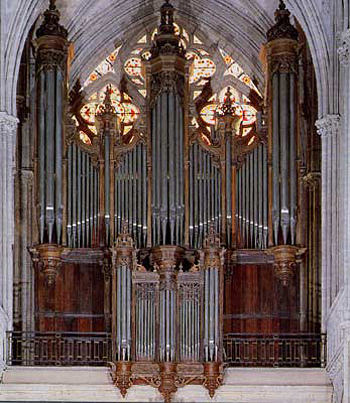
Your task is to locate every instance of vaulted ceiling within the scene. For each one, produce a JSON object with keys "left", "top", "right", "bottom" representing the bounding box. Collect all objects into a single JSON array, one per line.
[{"left": 1, "top": 0, "right": 331, "bottom": 115}]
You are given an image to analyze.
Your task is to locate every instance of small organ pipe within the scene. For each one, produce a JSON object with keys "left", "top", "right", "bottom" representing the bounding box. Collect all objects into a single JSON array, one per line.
[{"left": 249, "top": 151, "right": 254, "bottom": 247}]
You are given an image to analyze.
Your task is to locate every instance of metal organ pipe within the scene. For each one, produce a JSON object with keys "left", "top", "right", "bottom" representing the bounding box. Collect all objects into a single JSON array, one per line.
[
  {"left": 66, "top": 144, "right": 99, "bottom": 248},
  {"left": 189, "top": 143, "right": 222, "bottom": 249},
  {"left": 105, "top": 135, "right": 111, "bottom": 245},
  {"left": 45, "top": 69, "right": 55, "bottom": 243},
  {"left": 272, "top": 72, "right": 280, "bottom": 245},
  {"left": 55, "top": 69, "right": 63, "bottom": 244},
  {"left": 38, "top": 70, "right": 45, "bottom": 243},
  {"left": 151, "top": 90, "right": 184, "bottom": 246},
  {"left": 235, "top": 143, "right": 269, "bottom": 248},
  {"left": 114, "top": 143, "right": 147, "bottom": 248},
  {"left": 289, "top": 73, "right": 297, "bottom": 244},
  {"left": 280, "top": 72, "right": 290, "bottom": 244}
]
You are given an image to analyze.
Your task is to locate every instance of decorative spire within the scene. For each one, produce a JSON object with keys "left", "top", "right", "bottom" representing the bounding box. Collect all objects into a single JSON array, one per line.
[
  {"left": 36, "top": 0, "right": 68, "bottom": 39},
  {"left": 97, "top": 85, "right": 116, "bottom": 116},
  {"left": 114, "top": 220, "right": 134, "bottom": 248},
  {"left": 203, "top": 223, "right": 221, "bottom": 249},
  {"left": 150, "top": 0, "right": 185, "bottom": 58},
  {"left": 218, "top": 87, "right": 236, "bottom": 116},
  {"left": 266, "top": 0, "right": 298, "bottom": 42}
]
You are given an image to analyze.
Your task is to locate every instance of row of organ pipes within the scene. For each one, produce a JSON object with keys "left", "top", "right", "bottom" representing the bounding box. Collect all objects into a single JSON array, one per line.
[{"left": 32, "top": 0, "right": 304, "bottom": 400}]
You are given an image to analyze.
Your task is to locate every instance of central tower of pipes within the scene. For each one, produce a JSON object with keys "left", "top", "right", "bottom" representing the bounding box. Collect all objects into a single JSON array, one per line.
[{"left": 144, "top": 0, "right": 189, "bottom": 247}]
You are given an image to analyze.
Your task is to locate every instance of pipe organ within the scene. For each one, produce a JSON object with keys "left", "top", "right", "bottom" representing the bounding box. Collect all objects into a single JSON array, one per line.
[{"left": 28, "top": 1, "right": 321, "bottom": 402}]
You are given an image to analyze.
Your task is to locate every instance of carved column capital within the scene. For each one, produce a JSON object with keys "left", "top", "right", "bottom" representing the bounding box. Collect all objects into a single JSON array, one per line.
[
  {"left": 32, "top": 243, "right": 63, "bottom": 286},
  {"left": 0, "top": 113, "right": 19, "bottom": 136},
  {"left": 152, "top": 245, "right": 185, "bottom": 290},
  {"left": 266, "top": 245, "right": 305, "bottom": 286},
  {"left": 315, "top": 114, "right": 341, "bottom": 138},
  {"left": 338, "top": 29, "right": 350, "bottom": 66}
]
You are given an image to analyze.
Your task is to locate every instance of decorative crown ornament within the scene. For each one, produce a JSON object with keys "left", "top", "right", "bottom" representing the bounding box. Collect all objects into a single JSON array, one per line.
[
  {"left": 266, "top": 0, "right": 298, "bottom": 42},
  {"left": 36, "top": 0, "right": 68, "bottom": 39},
  {"left": 150, "top": 0, "right": 185, "bottom": 58}
]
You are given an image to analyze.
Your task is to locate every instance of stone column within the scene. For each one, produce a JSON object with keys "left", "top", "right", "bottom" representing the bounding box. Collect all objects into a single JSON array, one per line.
[
  {"left": 0, "top": 112, "right": 18, "bottom": 370},
  {"left": 315, "top": 114, "right": 341, "bottom": 325}
]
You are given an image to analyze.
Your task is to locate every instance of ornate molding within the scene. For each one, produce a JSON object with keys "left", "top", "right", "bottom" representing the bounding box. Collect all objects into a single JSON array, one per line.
[
  {"left": 315, "top": 114, "right": 341, "bottom": 138},
  {"left": 338, "top": 29, "right": 350, "bottom": 66}
]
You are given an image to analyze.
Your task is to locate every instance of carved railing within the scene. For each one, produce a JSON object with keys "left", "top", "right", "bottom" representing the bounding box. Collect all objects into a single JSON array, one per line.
[
  {"left": 224, "top": 333, "right": 326, "bottom": 367},
  {"left": 7, "top": 332, "right": 325, "bottom": 368},
  {"left": 6, "top": 331, "right": 112, "bottom": 366}
]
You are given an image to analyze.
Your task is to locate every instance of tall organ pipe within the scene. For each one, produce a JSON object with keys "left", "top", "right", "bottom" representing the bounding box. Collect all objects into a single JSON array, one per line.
[
  {"left": 38, "top": 70, "right": 45, "bottom": 243},
  {"left": 55, "top": 69, "right": 63, "bottom": 243},
  {"left": 189, "top": 143, "right": 222, "bottom": 249},
  {"left": 272, "top": 72, "right": 280, "bottom": 245},
  {"left": 290, "top": 73, "right": 297, "bottom": 244},
  {"left": 202, "top": 232, "right": 222, "bottom": 362},
  {"left": 280, "top": 72, "right": 290, "bottom": 244},
  {"left": 151, "top": 89, "right": 184, "bottom": 246},
  {"left": 112, "top": 229, "right": 134, "bottom": 362},
  {"left": 114, "top": 143, "right": 147, "bottom": 248},
  {"left": 66, "top": 144, "right": 99, "bottom": 248},
  {"left": 235, "top": 144, "right": 269, "bottom": 249}
]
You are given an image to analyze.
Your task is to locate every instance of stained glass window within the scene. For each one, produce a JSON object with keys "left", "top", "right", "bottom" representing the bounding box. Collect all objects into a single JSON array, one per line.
[
  {"left": 78, "top": 85, "right": 140, "bottom": 144},
  {"left": 83, "top": 47, "right": 120, "bottom": 87}
]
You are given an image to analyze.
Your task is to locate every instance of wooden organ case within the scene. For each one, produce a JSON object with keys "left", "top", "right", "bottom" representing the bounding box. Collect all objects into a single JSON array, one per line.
[{"left": 27, "top": 1, "right": 322, "bottom": 402}]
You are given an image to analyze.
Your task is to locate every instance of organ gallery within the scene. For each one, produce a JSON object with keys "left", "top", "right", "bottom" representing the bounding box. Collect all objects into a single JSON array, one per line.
[{"left": 12, "top": 0, "right": 322, "bottom": 402}]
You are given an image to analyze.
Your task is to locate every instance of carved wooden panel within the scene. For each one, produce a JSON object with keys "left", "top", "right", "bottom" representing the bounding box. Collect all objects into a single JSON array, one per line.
[
  {"left": 35, "top": 262, "right": 105, "bottom": 332},
  {"left": 224, "top": 263, "right": 300, "bottom": 334}
]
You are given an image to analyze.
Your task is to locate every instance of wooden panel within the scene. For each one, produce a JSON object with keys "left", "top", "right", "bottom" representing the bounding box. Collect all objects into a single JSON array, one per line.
[
  {"left": 224, "top": 263, "right": 300, "bottom": 334},
  {"left": 35, "top": 262, "right": 105, "bottom": 332}
]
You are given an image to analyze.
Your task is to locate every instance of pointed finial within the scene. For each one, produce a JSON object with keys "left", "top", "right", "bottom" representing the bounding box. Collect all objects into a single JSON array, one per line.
[
  {"left": 266, "top": 0, "right": 298, "bottom": 42},
  {"left": 49, "top": 0, "right": 57, "bottom": 10},
  {"left": 36, "top": 0, "right": 67, "bottom": 38},
  {"left": 279, "top": 0, "right": 286, "bottom": 10}
]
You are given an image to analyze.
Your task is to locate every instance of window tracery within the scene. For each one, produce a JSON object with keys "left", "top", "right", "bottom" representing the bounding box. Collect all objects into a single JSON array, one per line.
[{"left": 78, "top": 22, "right": 262, "bottom": 148}]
